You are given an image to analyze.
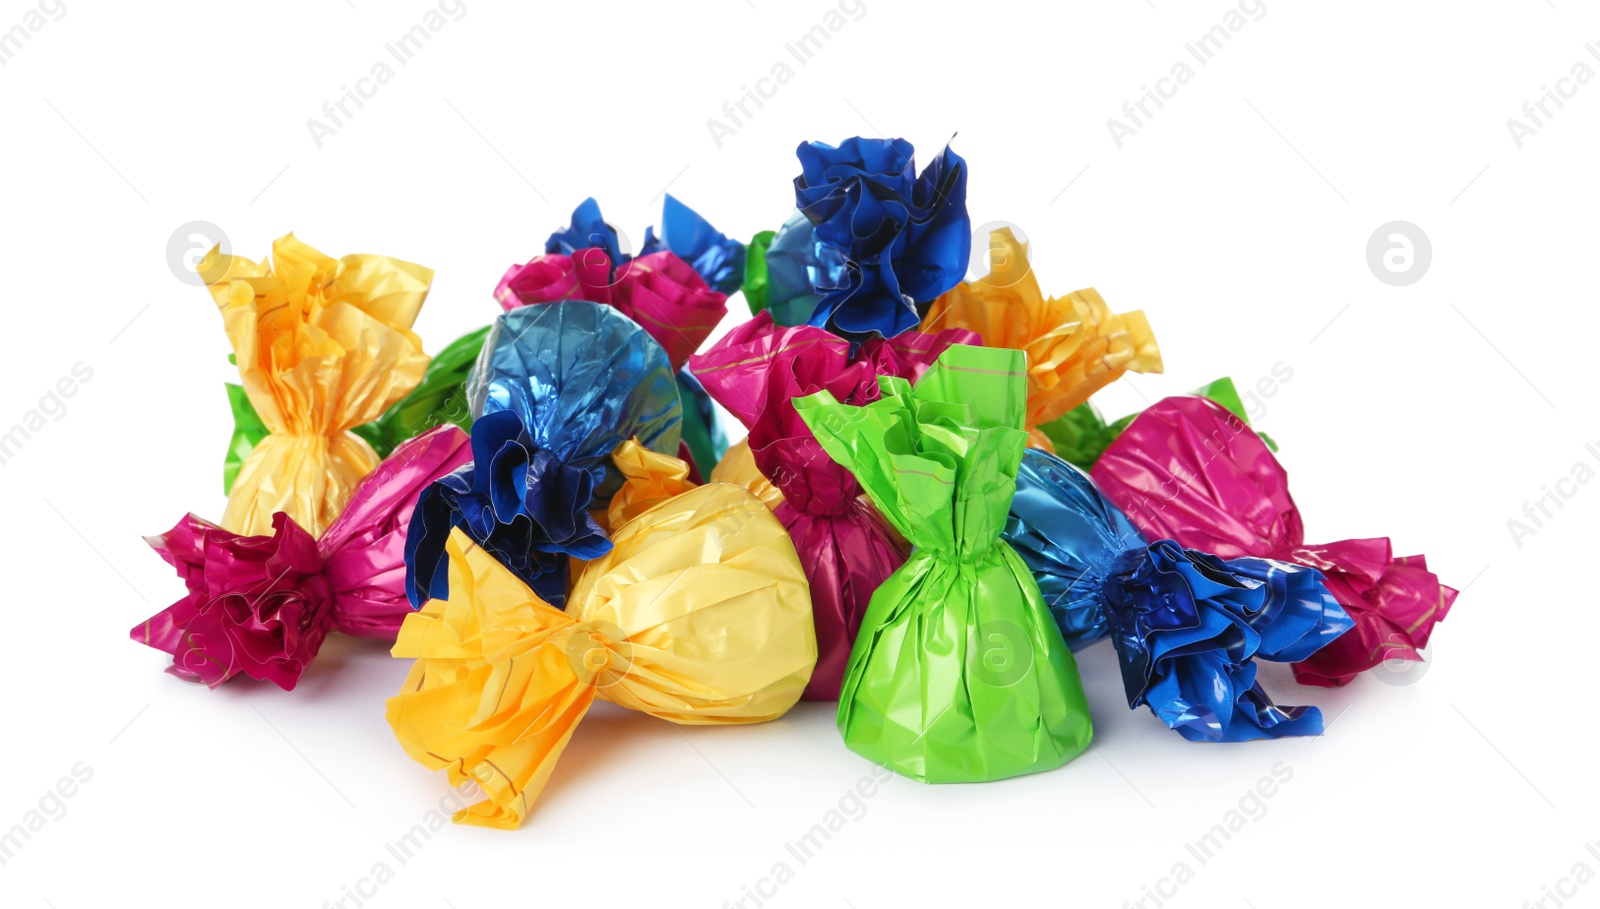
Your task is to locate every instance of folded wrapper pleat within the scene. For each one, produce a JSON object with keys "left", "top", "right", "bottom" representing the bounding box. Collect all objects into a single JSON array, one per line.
[
  {"left": 1090, "top": 395, "right": 1456, "bottom": 687},
  {"left": 920, "top": 227, "right": 1162, "bottom": 452},
  {"left": 1007, "top": 448, "right": 1353, "bottom": 741},
  {"left": 202, "top": 233, "right": 433, "bottom": 537},
  {"left": 406, "top": 302, "right": 682, "bottom": 609},
  {"left": 690, "top": 312, "right": 976, "bottom": 701},
  {"left": 133, "top": 426, "right": 472, "bottom": 690},
  {"left": 386, "top": 477, "right": 816, "bottom": 829},
  {"left": 640, "top": 193, "right": 746, "bottom": 296},
  {"left": 793, "top": 137, "right": 971, "bottom": 339},
  {"left": 795, "top": 344, "right": 1094, "bottom": 782}
]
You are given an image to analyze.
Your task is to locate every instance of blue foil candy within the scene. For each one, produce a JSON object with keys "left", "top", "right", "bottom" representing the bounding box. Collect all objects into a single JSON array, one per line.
[
  {"left": 1007, "top": 448, "right": 1353, "bottom": 742},
  {"left": 405, "top": 302, "right": 681, "bottom": 609}
]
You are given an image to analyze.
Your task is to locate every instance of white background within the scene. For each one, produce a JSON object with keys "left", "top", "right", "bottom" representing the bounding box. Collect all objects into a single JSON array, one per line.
[{"left": 1, "top": 1, "right": 1595, "bottom": 906}]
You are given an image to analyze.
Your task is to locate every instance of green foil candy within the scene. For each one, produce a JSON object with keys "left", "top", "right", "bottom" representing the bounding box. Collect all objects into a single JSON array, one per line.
[
  {"left": 741, "top": 229, "right": 776, "bottom": 316},
  {"left": 795, "top": 344, "right": 1094, "bottom": 783}
]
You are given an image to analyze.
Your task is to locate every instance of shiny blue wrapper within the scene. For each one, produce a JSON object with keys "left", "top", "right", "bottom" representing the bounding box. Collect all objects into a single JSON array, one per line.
[
  {"left": 1006, "top": 449, "right": 1353, "bottom": 742},
  {"left": 1008, "top": 448, "right": 1147, "bottom": 650},
  {"left": 760, "top": 211, "right": 830, "bottom": 327},
  {"left": 546, "top": 196, "right": 628, "bottom": 265},
  {"left": 793, "top": 137, "right": 971, "bottom": 339},
  {"left": 405, "top": 301, "right": 681, "bottom": 609},
  {"left": 642, "top": 194, "right": 745, "bottom": 295}
]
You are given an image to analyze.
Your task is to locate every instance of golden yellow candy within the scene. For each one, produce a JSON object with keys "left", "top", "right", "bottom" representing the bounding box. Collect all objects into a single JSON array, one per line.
[
  {"left": 203, "top": 233, "right": 431, "bottom": 536},
  {"left": 920, "top": 227, "right": 1162, "bottom": 451},
  {"left": 387, "top": 479, "right": 815, "bottom": 829},
  {"left": 709, "top": 437, "right": 785, "bottom": 513}
]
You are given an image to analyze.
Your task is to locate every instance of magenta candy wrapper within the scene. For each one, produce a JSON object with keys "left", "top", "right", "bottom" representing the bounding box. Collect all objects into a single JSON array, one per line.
[
  {"left": 1090, "top": 395, "right": 1455, "bottom": 687},
  {"left": 133, "top": 426, "right": 472, "bottom": 689}
]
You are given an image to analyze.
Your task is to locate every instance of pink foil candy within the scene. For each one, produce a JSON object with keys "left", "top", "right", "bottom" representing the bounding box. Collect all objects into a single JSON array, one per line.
[
  {"left": 1090, "top": 395, "right": 1456, "bottom": 687},
  {"left": 496, "top": 249, "right": 727, "bottom": 372},
  {"left": 691, "top": 312, "right": 977, "bottom": 700},
  {"left": 132, "top": 425, "right": 472, "bottom": 690}
]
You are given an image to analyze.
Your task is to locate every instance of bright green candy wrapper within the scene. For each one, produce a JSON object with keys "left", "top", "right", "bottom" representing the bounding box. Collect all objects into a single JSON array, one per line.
[
  {"left": 741, "top": 229, "right": 776, "bottom": 316},
  {"left": 221, "top": 326, "right": 489, "bottom": 494},
  {"left": 1038, "top": 375, "right": 1279, "bottom": 471},
  {"left": 795, "top": 344, "right": 1094, "bottom": 783}
]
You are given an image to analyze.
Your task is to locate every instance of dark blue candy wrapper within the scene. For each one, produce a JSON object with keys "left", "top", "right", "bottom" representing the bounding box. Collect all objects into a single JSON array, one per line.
[
  {"left": 793, "top": 137, "right": 970, "bottom": 339},
  {"left": 1006, "top": 449, "right": 1353, "bottom": 742},
  {"left": 642, "top": 194, "right": 745, "bottom": 296},
  {"left": 405, "top": 301, "right": 681, "bottom": 609}
]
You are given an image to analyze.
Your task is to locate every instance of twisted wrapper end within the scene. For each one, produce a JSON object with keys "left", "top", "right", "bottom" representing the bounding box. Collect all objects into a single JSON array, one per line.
[{"left": 388, "top": 480, "right": 815, "bottom": 828}]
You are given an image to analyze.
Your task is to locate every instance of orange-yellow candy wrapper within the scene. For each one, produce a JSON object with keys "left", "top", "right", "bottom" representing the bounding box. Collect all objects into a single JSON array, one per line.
[
  {"left": 386, "top": 483, "right": 816, "bottom": 829},
  {"left": 203, "top": 233, "right": 432, "bottom": 537},
  {"left": 920, "top": 227, "right": 1162, "bottom": 450},
  {"left": 606, "top": 438, "right": 700, "bottom": 527},
  {"left": 709, "top": 437, "right": 785, "bottom": 514}
]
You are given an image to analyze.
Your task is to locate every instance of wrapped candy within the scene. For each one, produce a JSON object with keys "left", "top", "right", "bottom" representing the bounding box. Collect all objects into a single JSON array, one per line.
[
  {"left": 641, "top": 193, "right": 746, "bottom": 295},
  {"left": 500, "top": 197, "right": 733, "bottom": 479},
  {"left": 497, "top": 248, "right": 727, "bottom": 374},
  {"left": 202, "top": 233, "right": 433, "bottom": 536},
  {"left": 675, "top": 370, "right": 726, "bottom": 484},
  {"left": 691, "top": 312, "right": 976, "bottom": 700},
  {"left": 405, "top": 302, "right": 681, "bottom": 609},
  {"left": 1008, "top": 447, "right": 1148, "bottom": 652},
  {"left": 793, "top": 137, "right": 971, "bottom": 338},
  {"left": 497, "top": 248, "right": 726, "bottom": 374},
  {"left": 1037, "top": 376, "right": 1277, "bottom": 471},
  {"left": 545, "top": 196, "right": 627, "bottom": 263},
  {"left": 1007, "top": 449, "right": 1354, "bottom": 740},
  {"left": 741, "top": 211, "right": 835, "bottom": 326},
  {"left": 1091, "top": 395, "right": 1456, "bottom": 687},
  {"left": 1104, "top": 539, "right": 1352, "bottom": 741},
  {"left": 386, "top": 481, "right": 816, "bottom": 828},
  {"left": 222, "top": 326, "right": 488, "bottom": 490},
  {"left": 350, "top": 326, "right": 490, "bottom": 459},
  {"left": 920, "top": 227, "right": 1162, "bottom": 451},
  {"left": 794, "top": 344, "right": 1094, "bottom": 782},
  {"left": 709, "top": 437, "right": 784, "bottom": 514},
  {"left": 133, "top": 426, "right": 471, "bottom": 690}
]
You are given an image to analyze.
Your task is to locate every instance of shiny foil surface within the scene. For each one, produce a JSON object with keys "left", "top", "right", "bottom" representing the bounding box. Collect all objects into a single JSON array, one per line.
[
  {"left": 134, "top": 426, "right": 472, "bottom": 690},
  {"left": 796, "top": 344, "right": 1095, "bottom": 783},
  {"left": 201, "top": 233, "right": 433, "bottom": 537},
  {"left": 387, "top": 479, "right": 816, "bottom": 829},
  {"left": 920, "top": 227, "right": 1162, "bottom": 451},
  {"left": 1006, "top": 448, "right": 1352, "bottom": 740},
  {"left": 406, "top": 303, "right": 682, "bottom": 609},
  {"left": 691, "top": 312, "right": 975, "bottom": 701},
  {"left": 1091, "top": 395, "right": 1456, "bottom": 687}
]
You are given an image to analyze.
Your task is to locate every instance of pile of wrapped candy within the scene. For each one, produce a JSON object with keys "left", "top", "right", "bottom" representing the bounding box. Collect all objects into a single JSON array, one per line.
[{"left": 134, "top": 136, "right": 1456, "bottom": 828}]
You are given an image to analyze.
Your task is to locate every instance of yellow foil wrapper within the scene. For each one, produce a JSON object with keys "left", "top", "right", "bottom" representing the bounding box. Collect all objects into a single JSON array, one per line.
[
  {"left": 710, "top": 437, "right": 785, "bottom": 513},
  {"left": 387, "top": 484, "right": 816, "bottom": 829},
  {"left": 607, "top": 438, "right": 699, "bottom": 527},
  {"left": 203, "top": 233, "right": 432, "bottom": 536},
  {"left": 920, "top": 227, "right": 1162, "bottom": 451}
]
